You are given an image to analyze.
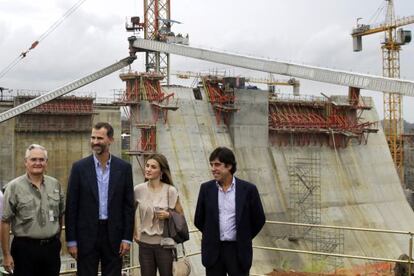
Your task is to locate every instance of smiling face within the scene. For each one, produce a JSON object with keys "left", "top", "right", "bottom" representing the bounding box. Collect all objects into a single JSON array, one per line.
[
  {"left": 210, "top": 158, "right": 232, "bottom": 184},
  {"left": 90, "top": 127, "right": 113, "bottom": 156},
  {"left": 145, "top": 159, "right": 162, "bottom": 181},
  {"left": 25, "top": 148, "right": 47, "bottom": 176}
]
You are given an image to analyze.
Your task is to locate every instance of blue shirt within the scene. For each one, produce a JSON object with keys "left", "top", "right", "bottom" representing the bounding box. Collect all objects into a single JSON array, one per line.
[
  {"left": 67, "top": 155, "right": 131, "bottom": 247},
  {"left": 217, "top": 176, "right": 237, "bottom": 241},
  {"left": 93, "top": 154, "right": 111, "bottom": 220}
]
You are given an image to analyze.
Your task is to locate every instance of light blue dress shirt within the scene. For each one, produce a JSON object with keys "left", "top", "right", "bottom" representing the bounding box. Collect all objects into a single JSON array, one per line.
[
  {"left": 93, "top": 154, "right": 111, "bottom": 220},
  {"left": 217, "top": 176, "right": 237, "bottom": 241},
  {"left": 67, "top": 155, "right": 131, "bottom": 247}
]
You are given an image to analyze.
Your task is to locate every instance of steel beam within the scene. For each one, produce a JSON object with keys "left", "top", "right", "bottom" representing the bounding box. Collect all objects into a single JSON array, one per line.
[{"left": 131, "top": 37, "right": 414, "bottom": 96}]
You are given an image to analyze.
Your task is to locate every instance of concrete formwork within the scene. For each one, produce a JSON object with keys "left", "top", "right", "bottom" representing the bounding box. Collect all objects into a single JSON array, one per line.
[
  {"left": 14, "top": 132, "right": 90, "bottom": 186},
  {"left": 93, "top": 104, "right": 122, "bottom": 157},
  {"left": 0, "top": 102, "right": 15, "bottom": 188},
  {"left": 130, "top": 86, "right": 414, "bottom": 275},
  {"left": 0, "top": 102, "right": 122, "bottom": 191}
]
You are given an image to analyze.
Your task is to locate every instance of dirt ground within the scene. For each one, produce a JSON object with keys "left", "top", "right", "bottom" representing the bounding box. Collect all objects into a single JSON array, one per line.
[{"left": 267, "top": 262, "right": 396, "bottom": 275}]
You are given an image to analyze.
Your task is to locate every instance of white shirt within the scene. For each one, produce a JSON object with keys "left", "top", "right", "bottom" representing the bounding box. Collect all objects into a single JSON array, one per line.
[{"left": 217, "top": 176, "right": 237, "bottom": 241}]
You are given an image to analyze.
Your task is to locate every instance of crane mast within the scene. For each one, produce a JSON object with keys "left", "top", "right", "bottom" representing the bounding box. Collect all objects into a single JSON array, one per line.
[
  {"left": 352, "top": 0, "right": 413, "bottom": 182},
  {"left": 144, "top": 0, "right": 171, "bottom": 84},
  {"left": 383, "top": 0, "right": 403, "bottom": 181}
]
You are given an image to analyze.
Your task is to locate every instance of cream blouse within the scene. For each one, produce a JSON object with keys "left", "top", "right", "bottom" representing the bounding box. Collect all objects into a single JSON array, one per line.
[{"left": 134, "top": 182, "right": 178, "bottom": 244}]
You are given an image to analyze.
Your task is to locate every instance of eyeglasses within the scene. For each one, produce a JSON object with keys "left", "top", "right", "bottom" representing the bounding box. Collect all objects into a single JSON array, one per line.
[{"left": 28, "top": 158, "right": 46, "bottom": 163}]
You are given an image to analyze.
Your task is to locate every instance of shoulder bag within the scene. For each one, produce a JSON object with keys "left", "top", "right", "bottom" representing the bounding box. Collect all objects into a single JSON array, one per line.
[
  {"left": 163, "top": 186, "right": 190, "bottom": 244},
  {"left": 172, "top": 243, "right": 191, "bottom": 276}
]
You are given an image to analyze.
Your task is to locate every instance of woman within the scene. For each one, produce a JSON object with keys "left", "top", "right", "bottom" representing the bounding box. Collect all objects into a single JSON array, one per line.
[{"left": 134, "top": 153, "right": 184, "bottom": 276}]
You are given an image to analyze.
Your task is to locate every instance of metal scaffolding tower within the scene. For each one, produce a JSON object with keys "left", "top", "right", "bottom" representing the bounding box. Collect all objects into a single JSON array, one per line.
[
  {"left": 288, "top": 153, "right": 343, "bottom": 271},
  {"left": 118, "top": 71, "right": 177, "bottom": 173}
]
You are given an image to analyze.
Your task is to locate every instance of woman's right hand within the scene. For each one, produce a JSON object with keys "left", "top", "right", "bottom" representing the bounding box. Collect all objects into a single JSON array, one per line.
[{"left": 155, "top": 209, "right": 170, "bottom": 220}]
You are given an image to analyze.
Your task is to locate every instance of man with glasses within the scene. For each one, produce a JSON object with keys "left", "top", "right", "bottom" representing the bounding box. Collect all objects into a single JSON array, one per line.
[{"left": 1, "top": 144, "right": 65, "bottom": 276}]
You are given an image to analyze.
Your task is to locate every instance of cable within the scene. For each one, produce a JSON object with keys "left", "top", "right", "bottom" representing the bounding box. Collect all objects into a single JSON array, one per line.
[
  {"left": 0, "top": 0, "right": 87, "bottom": 80},
  {"left": 0, "top": 56, "right": 22, "bottom": 79},
  {"left": 38, "top": 0, "right": 87, "bottom": 43}
]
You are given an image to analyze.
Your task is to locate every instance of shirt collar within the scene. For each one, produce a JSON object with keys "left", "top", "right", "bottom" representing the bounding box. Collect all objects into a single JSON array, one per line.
[
  {"left": 24, "top": 173, "right": 44, "bottom": 187},
  {"left": 93, "top": 154, "right": 111, "bottom": 168},
  {"left": 216, "top": 176, "right": 236, "bottom": 191}
]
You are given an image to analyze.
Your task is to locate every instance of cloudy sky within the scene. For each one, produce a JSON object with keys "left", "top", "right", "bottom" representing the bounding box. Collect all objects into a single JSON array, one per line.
[{"left": 1, "top": 0, "right": 414, "bottom": 120}]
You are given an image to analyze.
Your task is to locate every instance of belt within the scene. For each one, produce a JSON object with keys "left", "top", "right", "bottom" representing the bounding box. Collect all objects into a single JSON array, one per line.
[
  {"left": 220, "top": 240, "right": 237, "bottom": 245},
  {"left": 14, "top": 235, "right": 58, "bottom": 245},
  {"left": 99, "top": 219, "right": 108, "bottom": 225}
]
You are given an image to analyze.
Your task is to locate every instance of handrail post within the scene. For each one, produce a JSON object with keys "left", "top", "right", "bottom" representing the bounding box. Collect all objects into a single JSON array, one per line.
[{"left": 409, "top": 233, "right": 413, "bottom": 276}]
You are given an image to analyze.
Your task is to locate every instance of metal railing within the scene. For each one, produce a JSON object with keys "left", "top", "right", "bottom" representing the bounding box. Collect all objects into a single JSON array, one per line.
[
  {"left": 253, "top": 220, "right": 414, "bottom": 275},
  {"left": 58, "top": 228, "right": 201, "bottom": 275},
  {"left": 58, "top": 221, "right": 414, "bottom": 275}
]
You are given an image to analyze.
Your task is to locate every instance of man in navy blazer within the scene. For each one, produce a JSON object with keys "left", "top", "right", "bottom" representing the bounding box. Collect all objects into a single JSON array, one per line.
[
  {"left": 65, "top": 122, "right": 134, "bottom": 276},
  {"left": 194, "top": 147, "right": 266, "bottom": 276}
]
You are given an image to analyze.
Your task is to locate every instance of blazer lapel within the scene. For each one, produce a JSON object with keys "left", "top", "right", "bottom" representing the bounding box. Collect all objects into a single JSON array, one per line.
[
  {"left": 87, "top": 155, "right": 99, "bottom": 202},
  {"left": 235, "top": 177, "right": 247, "bottom": 224},
  {"left": 210, "top": 182, "right": 220, "bottom": 226}
]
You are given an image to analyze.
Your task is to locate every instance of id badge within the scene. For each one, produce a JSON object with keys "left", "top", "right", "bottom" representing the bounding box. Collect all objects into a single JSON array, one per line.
[{"left": 49, "top": 210, "right": 55, "bottom": 222}]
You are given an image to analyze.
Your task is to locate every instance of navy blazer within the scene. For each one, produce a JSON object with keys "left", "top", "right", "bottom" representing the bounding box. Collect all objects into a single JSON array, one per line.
[
  {"left": 194, "top": 177, "right": 265, "bottom": 271},
  {"left": 65, "top": 154, "right": 134, "bottom": 256}
]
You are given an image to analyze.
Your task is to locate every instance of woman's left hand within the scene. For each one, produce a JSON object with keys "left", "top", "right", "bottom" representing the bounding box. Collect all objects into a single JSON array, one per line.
[{"left": 155, "top": 210, "right": 170, "bottom": 220}]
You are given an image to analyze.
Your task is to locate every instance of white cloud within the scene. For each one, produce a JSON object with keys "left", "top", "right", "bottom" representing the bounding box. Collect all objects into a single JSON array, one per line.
[{"left": 1, "top": 0, "right": 414, "bottom": 120}]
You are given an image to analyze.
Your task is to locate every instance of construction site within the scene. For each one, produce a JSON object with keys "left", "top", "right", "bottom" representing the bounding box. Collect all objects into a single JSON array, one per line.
[{"left": 1, "top": 0, "right": 414, "bottom": 275}]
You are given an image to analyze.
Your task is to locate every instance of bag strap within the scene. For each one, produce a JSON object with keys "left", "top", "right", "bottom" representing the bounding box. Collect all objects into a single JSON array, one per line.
[
  {"left": 181, "top": 243, "right": 186, "bottom": 256},
  {"left": 165, "top": 185, "right": 171, "bottom": 237},
  {"left": 167, "top": 185, "right": 170, "bottom": 209},
  {"left": 172, "top": 243, "right": 186, "bottom": 261}
]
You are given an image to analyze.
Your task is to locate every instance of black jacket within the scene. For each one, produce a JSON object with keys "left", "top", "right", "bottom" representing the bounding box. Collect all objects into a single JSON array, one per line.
[
  {"left": 65, "top": 155, "right": 134, "bottom": 256},
  {"left": 194, "top": 177, "right": 265, "bottom": 271}
]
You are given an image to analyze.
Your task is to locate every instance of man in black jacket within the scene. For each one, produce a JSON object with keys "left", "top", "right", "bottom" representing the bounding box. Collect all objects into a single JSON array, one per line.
[
  {"left": 65, "top": 122, "right": 134, "bottom": 276},
  {"left": 194, "top": 147, "right": 266, "bottom": 276}
]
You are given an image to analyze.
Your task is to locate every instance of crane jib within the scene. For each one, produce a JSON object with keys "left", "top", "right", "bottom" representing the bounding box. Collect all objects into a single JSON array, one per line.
[{"left": 0, "top": 56, "right": 135, "bottom": 123}]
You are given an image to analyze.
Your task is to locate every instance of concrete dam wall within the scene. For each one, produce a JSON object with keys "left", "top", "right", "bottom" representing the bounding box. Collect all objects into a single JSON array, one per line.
[{"left": 130, "top": 86, "right": 414, "bottom": 275}]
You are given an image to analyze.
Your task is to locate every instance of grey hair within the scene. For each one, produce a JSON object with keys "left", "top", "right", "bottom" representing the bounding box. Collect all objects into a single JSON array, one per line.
[{"left": 25, "top": 144, "right": 48, "bottom": 160}]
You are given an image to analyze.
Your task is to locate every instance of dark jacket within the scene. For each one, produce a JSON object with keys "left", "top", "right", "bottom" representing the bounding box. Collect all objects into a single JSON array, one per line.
[
  {"left": 194, "top": 177, "right": 265, "bottom": 271},
  {"left": 65, "top": 154, "right": 134, "bottom": 256}
]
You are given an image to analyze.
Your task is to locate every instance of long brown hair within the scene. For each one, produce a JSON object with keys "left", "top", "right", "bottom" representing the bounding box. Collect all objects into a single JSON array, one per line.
[{"left": 145, "top": 153, "right": 174, "bottom": 185}]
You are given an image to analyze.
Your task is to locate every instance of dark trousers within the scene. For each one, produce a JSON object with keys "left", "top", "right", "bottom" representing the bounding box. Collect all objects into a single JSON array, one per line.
[
  {"left": 77, "top": 222, "right": 122, "bottom": 276},
  {"left": 11, "top": 236, "right": 61, "bottom": 276},
  {"left": 138, "top": 242, "right": 173, "bottom": 276},
  {"left": 206, "top": 241, "right": 249, "bottom": 276}
]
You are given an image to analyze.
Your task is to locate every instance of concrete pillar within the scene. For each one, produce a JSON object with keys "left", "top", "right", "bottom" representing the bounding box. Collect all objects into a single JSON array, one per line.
[{"left": 229, "top": 89, "right": 268, "bottom": 148}]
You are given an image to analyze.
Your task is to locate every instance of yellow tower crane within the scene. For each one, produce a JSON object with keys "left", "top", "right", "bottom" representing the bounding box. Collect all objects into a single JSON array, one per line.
[{"left": 352, "top": 0, "right": 414, "bottom": 182}]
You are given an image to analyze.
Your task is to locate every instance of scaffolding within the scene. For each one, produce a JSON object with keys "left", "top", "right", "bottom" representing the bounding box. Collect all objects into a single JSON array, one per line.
[
  {"left": 118, "top": 71, "right": 178, "bottom": 172},
  {"left": 13, "top": 95, "right": 94, "bottom": 132},
  {"left": 269, "top": 93, "right": 378, "bottom": 148},
  {"left": 289, "top": 154, "right": 322, "bottom": 238},
  {"left": 200, "top": 76, "right": 239, "bottom": 125},
  {"left": 288, "top": 154, "right": 344, "bottom": 271}
]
